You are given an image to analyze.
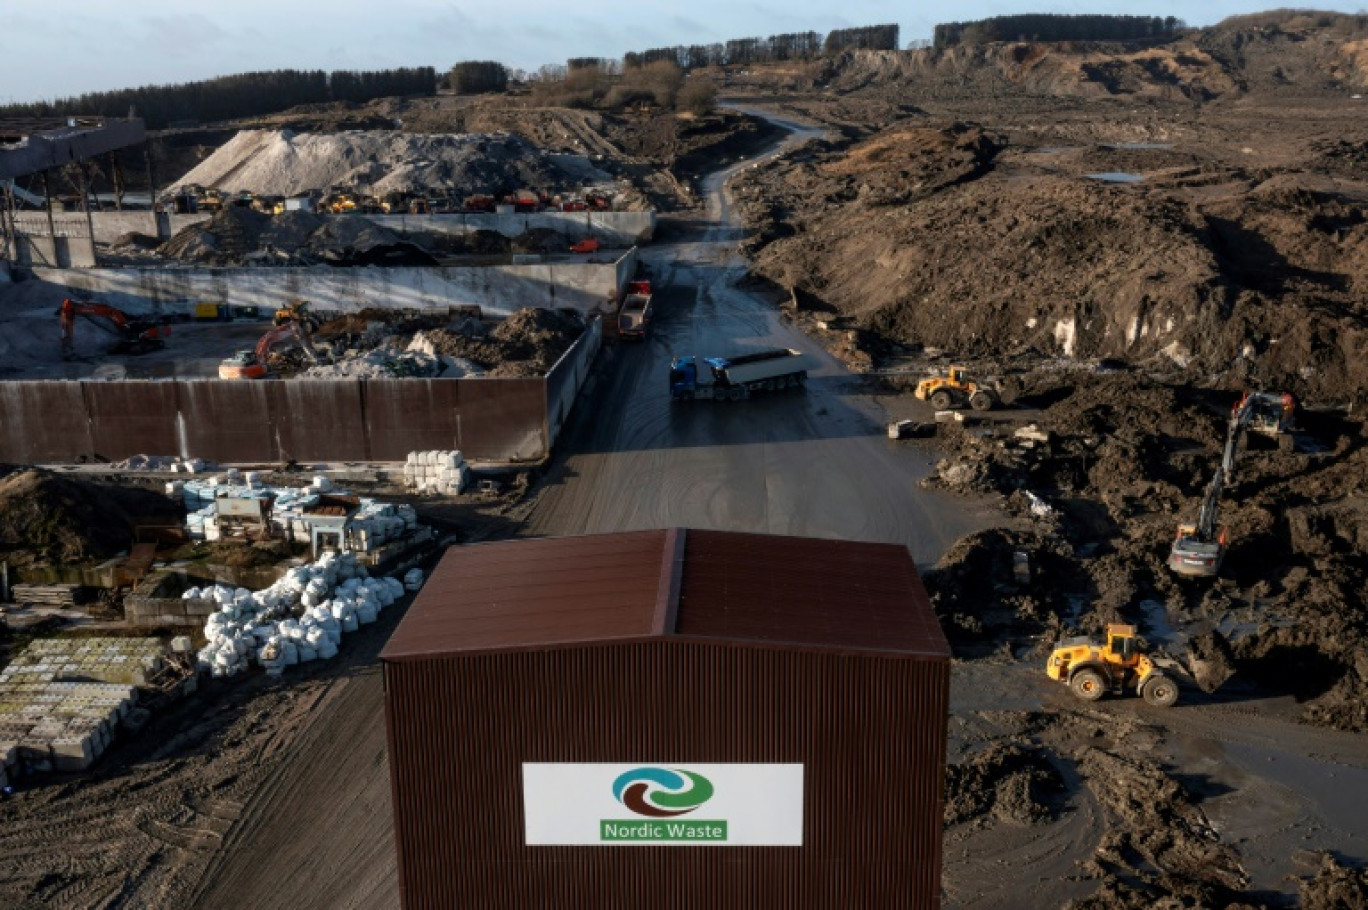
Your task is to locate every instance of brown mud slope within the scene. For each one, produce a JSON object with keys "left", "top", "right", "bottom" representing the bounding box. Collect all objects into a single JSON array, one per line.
[
  {"left": 736, "top": 117, "right": 1368, "bottom": 402},
  {"left": 0, "top": 469, "right": 179, "bottom": 565}
]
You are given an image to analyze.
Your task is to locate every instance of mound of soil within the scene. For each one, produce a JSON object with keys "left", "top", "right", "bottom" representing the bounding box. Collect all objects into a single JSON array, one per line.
[
  {"left": 159, "top": 208, "right": 437, "bottom": 266},
  {"left": 1070, "top": 748, "right": 1249, "bottom": 909},
  {"left": 1299, "top": 853, "right": 1368, "bottom": 910},
  {"left": 926, "top": 528, "right": 1084, "bottom": 652},
  {"left": 169, "top": 130, "right": 609, "bottom": 198},
  {"left": 944, "top": 742, "right": 1065, "bottom": 826},
  {"left": 419, "top": 307, "right": 585, "bottom": 378},
  {"left": 0, "top": 469, "right": 180, "bottom": 564},
  {"left": 735, "top": 111, "right": 1368, "bottom": 402}
]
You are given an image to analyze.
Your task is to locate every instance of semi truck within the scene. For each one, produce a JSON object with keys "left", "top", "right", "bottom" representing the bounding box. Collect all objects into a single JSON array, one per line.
[
  {"left": 669, "top": 349, "right": 808, "bottom": 401},
  {"left": 617, "top": 281, "right": 653, "bottom": 339}
]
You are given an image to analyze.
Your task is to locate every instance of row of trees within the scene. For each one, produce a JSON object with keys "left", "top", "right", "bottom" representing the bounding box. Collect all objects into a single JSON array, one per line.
[
  {"left": 934, "top": 14, "right": 1185, "bottom": 48},
  {"left": 0, "top": 67, "right": 436, "bottom": 129},
  {"left": 448, "top": 61, "right": 509, "bottom": 95},
  {"left": 622, "top": 23, "right": 897, "bottom": 71}
]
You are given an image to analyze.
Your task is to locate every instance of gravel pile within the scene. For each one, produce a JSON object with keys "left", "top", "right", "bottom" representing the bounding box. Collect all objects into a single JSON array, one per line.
[{"left": 169, "top": 130, "right": 611, "bottom": 198}]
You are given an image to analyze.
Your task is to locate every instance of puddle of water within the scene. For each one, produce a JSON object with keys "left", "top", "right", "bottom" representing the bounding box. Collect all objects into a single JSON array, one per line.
[
  {"left": 1224, "top": 742, "right": 1368, "bottom": 838},
  {"left": 1138, "top": 598, "right": 1183, "bottom": 649},
  {"left": 1087, "top": 172, "right": 1144, "bottom": 183}
]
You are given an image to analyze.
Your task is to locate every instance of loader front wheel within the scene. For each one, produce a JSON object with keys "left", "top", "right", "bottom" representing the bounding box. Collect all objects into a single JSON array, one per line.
[
  {"left": 1070, "top": 669, "right": 1106, "bottom": 702},
  {"left": 970, "top": 391, "right": 994, "bottom": 411},
  {"left": 1141, "top": 675, "right": 1179, "bottom": 707}
]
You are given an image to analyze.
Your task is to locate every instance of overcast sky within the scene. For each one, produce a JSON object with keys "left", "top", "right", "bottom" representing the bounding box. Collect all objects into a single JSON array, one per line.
[{"left": 2, "top": 1, "right": 1364, "bottom": 103}]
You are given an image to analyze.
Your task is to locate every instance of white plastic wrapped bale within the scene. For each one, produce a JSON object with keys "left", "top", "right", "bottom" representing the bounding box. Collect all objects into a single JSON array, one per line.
[{"left": 403, "top": 450, "right": 468, "bottom": 495}]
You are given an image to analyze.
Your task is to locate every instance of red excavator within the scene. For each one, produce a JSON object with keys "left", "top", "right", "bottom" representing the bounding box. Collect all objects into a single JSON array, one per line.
[
  {"left": 59, "top": 298, "right": 171, "bottom": 359},
  {"left": 219, "top": 321, "right": 322, "bottom": 379}
]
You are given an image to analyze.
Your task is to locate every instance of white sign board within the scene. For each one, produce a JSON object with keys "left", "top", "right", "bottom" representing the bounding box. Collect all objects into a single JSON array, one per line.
[{"left": 523, "top": 763, "right": 804, "bottom": 846}]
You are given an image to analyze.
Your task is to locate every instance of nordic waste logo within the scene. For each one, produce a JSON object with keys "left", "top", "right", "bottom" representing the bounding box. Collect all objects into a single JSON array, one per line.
[{"left": 601, "top": 767, "right": 727, "bottom": 841}]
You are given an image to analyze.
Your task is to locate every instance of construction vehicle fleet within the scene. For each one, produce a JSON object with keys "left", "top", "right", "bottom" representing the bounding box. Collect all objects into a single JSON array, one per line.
[
  {"left": 58, "top": 299, "right": 171, "bottom": 360},
  {"left": 1046, "top": 623, "right": 1180, "bottom": 706},
  {"left": 670, "top": 349, "right": 809, "bottom": 401},
  {"left": 1168, "top": 390, "right": 1295, "bottom": 578},
  {"left": 915, "top": 365, "right": 1003, "bottom": 411}
]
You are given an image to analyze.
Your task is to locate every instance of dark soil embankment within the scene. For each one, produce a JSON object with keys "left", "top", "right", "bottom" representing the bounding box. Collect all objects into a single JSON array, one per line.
[
  {"left": 920, "top": 368, "right": 1368, "bottom": 732},
  {"left": 0, "top": 469, "right": 180, "bottom": 565}
]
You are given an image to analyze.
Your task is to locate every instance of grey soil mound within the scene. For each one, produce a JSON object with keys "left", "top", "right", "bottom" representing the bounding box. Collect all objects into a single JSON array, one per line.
[
  {"left": 169, "top": 130, "right": 610, "bottom": 198},
  {"left": 158, "top": 208, "right": 435, "bottom": 266}
]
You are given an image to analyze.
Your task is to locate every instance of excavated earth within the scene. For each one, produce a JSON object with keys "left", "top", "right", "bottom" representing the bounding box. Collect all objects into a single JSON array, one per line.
[{"left": 724, "top": 12, "right": 1368, "bottom": 906}]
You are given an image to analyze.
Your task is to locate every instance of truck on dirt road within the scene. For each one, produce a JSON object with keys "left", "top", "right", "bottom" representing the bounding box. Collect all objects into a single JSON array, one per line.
[
  {"left": 617, "top": 280, "right": 653, "bottom": 339},
  {"left": 669, "top": 349, "right": 808, "bottom": 401}
]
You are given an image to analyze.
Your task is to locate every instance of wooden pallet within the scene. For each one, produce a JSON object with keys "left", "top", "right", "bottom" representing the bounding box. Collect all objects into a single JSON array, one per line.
[{"left": 9, "top": 584, "right": 82, "bottom": 608}]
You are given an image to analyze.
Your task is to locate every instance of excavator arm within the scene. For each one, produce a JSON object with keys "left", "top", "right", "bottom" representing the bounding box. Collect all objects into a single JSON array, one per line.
[{"left": 59, "top": 298, "right": 169, "bottom": 359}]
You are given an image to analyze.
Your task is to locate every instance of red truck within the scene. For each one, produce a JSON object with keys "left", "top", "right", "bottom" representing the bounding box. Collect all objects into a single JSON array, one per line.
[{"left": 617, "top": 281, "right": 654, "bottom": 339}]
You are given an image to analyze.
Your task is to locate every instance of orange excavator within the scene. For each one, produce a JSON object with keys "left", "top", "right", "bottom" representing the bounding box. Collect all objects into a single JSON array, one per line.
[
  {"left": 219, "top": 321, "right": 321, "bottom": 379},
  {"left": 59, "top": 298, "right": 171, "bottom": 360}
]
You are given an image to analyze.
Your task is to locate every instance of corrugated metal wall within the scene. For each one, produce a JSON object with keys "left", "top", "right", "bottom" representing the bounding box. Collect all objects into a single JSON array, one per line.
[
  {"left": 0, "top": 376, "right": 547, "bottom": 464},
  {"left": 384, "top": 641, "right": 948, "bottom": 909}
]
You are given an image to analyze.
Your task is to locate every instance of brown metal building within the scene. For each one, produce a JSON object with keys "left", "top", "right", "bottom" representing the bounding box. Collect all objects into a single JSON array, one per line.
[{"left": 382, "top": 528, "right": 951, "bottom": 909}]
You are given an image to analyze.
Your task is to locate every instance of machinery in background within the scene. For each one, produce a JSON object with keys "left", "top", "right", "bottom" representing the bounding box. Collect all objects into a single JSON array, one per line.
[
  {"left": 1167, "top": 390, "right": 1293, "bottom": 577},
  {"left": 272, "top": 299, "right": 319, "bottom": 331},
  {"left": 1046, "top": 623, "right": 1180, "bottom": 707},
  {"left": 58, "top": 298, "right": 171, "bottom": 360},
  {"left": 616, "top": 280, "right": 654, "bottom": 339},
  {"left": 219, "top": 321, "right": 322, "bottom": 379},
  {"left": 914, "top": 365, "right": 1003, "bottom": 411}
]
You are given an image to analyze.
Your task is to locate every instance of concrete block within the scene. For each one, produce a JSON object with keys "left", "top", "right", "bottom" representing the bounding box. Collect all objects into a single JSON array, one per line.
[{"left": 51, "top": 736, "right": 95, "bottom": 771}]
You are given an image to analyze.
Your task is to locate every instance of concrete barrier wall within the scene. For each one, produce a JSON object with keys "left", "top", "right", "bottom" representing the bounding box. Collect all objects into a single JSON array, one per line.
[
  {"left": 545, "top": 317, "right": 603, "bottom": 445},
  {"left": 17, "top": 210, "right": 656, "bottom": 246},
  {"left": 28, "top": 251, "right": 633, "bottom": 317},
  {"left": 0, "top": 319, "right": 604, "bottom": 465},
  {"left": 0, "top": 376, "right": 546, "bottom": 464}
]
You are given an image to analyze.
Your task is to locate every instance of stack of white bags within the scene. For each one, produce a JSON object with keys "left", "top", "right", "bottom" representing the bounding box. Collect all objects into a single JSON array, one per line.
[
  {"left": 403, "top": 450, "right": 469, "bottom": 494},
  {"left": 192, "top": 551, "right": 425, "bottom": 679}
]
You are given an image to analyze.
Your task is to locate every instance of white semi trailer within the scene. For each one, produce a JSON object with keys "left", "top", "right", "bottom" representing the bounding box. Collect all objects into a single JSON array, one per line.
[{"left": 669, "top": 349, "right": 808, "bottom": 401}]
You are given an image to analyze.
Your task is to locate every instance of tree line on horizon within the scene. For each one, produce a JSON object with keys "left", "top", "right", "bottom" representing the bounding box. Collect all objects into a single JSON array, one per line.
[
  {"left": 933, "top": 14, "right": 1185, "bottom": 49},
  {"left": 0, "top": 67, "right": 437, "bottom": 129}
]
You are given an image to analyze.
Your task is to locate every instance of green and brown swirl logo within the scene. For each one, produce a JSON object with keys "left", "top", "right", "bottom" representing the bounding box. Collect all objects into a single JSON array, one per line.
[{"left": 611, "top": 767, "right": 714, "bottom": 817}]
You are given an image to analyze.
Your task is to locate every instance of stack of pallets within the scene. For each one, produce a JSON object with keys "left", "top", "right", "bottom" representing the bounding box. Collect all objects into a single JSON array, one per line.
[{"left": 9, "top": 584, "right": 81, "bottom": 609}]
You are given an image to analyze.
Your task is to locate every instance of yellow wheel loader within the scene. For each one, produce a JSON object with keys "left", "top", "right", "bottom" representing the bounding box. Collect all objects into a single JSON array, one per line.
[{"left": 1046, "top": 623, "right": 1179, "bottom": 707}]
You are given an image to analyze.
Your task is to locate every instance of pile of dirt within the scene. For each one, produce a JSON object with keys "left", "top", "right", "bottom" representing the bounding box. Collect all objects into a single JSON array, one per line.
[
  {"left": 944, "top": 741, "right": 1064, "bottom": 826},
  {"left": 915, "top": 366, "right": 1368, "bottom": 731},
  {"left": 421, "top": 307, "right": 585, "bottom": 377},
  {"left": 308, "top": 307, "right": 582, "bottom": 379},
  {"left": 926, "top": 528, "right": 1084, "bottom": 654},
  {"left": 511, "top": 228, "right": 571, "bottom": 254},
  {"left": 0, "top": 469, "right": 179, "bottom": 564},
  {"left": 735, "top": 112, "right": 1368, "bottom": 402},
  {"left": 1299, "top": 852, "right": 1368, "bottom": 910},
  {"left": 168, "top": 129, "right": 611, "bottom": 198},
  {"left": 1069, "top": 748, "right": 1249, "bottom": 908},
  {"left": 158, "top": 208, "right": 436, "bottom": 266}
]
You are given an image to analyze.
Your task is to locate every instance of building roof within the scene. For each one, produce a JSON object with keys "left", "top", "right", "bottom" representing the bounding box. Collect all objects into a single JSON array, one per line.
[{"left": 382, "top": 529, "right": 948, "bottom": 661}]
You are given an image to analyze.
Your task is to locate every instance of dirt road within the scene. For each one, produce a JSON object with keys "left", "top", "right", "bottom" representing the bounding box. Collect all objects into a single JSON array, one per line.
[
  {"left": 184, "top": 108, "right": 999, "bottom": 910},
  {"left": 527, "top": 107, "right": 995, "bottom": 561}
]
